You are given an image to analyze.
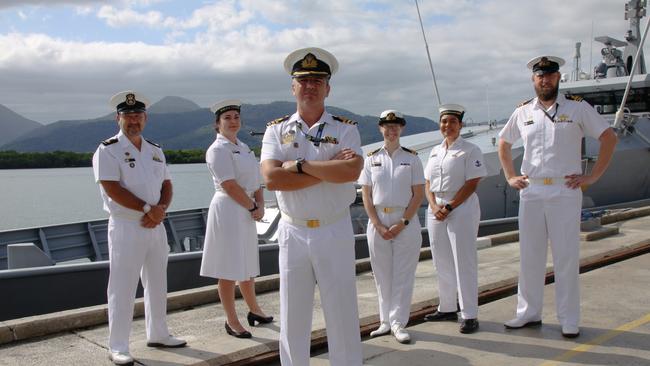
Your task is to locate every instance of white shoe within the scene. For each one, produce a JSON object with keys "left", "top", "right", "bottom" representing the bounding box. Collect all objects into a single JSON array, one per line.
[
  {"left": 108, "top": 351, "right": 134, "bottom": 365},
  {"left": 391, "top": 324, "right": 411, "bottom": 344},
  {"left": 146, "top": 335, "right": 187, "bottom": 348},
  {"left": 561, "top": 325, "right": 580, "bottom": 338},
  {"left": 504, "top": 317, "right": 542, "bottom": 329},
  {"left": 370, "top": 323, "right": 391, "bottom": 338}
]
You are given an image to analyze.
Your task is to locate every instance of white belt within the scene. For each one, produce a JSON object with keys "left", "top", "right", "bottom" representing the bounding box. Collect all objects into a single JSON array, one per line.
[
  {"left": 375, "top": 206, "right": 406, "bottom": 214},
  {"left": 281, "top": 209, "right": 349, "bottom": 229},
  {"left": 111, "top": 211, "right": 143, "bottom": 221},
  {"left": 526, "top": 177, "right": 566, "bottom": 186},
  {"left": 433, "top": 191, "right": 457, "bottom": 199}
]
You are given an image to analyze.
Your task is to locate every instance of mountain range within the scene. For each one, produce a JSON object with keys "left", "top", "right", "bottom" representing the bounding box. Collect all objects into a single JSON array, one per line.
[
  {"left": 0, "top": 104, "right": 43, "bottom": 146},
  {"left": 0, "top": 97, "right": 439, "bottom": 153}
]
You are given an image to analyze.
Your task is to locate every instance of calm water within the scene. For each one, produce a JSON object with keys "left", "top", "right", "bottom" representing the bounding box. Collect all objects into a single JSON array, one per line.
[{"left": 0, "top": 164, "right": 215, "bottom": 231}]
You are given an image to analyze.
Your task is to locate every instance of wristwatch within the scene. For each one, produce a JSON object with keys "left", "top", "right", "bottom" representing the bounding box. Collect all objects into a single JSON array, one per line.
[
  {"left": 296, "top": 157, "right": 305, "bottom": 174},
  {"left": 400, "top": 218, "right": 410, "bottom": 226},
  {"left": 444, "top": 203, "right": 454, "bottom": 212},
  {"left": 142, "top": 203, "right": 152, "bottom": 213},
  {"left": 248, "top": 202, "right": 258, "bottom": 212}
]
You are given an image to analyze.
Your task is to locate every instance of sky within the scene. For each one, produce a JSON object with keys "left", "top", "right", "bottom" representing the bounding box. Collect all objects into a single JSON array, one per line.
[{"left": 0, "top": 0, "right": 647, "bottom": 124}]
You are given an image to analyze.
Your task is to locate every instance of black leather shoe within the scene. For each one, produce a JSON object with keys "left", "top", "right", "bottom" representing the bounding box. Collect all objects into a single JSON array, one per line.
[
  {"left": 247, "top": 312, "right": 274, "bottom": 326},
  {"left": 225, "top": 322, "right": 252, "bottom": 338},
  {"left": 459, "top": 318, "right": 479, "bottom": 334},
  {"left": 424, "top": 311, "right": 458, "bottom": 322}
]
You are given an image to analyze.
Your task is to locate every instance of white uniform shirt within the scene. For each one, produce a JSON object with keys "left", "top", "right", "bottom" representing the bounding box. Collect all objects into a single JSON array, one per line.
[
  {"left": 260, "top": 110, "right": 362, "bottom": 219},
  {"left": 499, "top": 94, "right": 610, "bottom": 178},
  {"left": 424, "top": 137, "right": 487, "bottom": 193},
  {"left": 93, "top": 130, "right": 171, "bottom": 219},
  {"left": 206, "top": 134, "right": 262, "bottom": 194},
  {"left": 358, "top": 146, "right": 425, "bottom": 207}
]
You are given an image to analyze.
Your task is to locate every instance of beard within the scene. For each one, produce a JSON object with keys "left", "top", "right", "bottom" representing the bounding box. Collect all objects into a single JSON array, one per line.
[{"left": 534, "top": 83, "right": 559, "bottom": 102}]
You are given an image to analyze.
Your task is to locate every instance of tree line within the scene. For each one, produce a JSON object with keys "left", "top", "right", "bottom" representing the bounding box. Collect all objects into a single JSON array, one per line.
[{"left": 0, "top": 149, "right": 255, "bottom": 169}]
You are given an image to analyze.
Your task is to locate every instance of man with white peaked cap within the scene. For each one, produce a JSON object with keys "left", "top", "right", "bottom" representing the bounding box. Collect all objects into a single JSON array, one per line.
[
  {"left": 498, "top": 56, "right": 618, "bottom": 338},
  {"left": 260, "top": 47, "right": 364, "bottom": 365},
  {"left": 93, "top": 91, "right": 186, "bottom": 365}
]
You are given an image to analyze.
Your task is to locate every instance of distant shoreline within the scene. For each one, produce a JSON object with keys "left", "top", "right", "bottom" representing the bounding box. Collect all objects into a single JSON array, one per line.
[{"left": 0, "top": 149, "right": 237, "bottom": 169}]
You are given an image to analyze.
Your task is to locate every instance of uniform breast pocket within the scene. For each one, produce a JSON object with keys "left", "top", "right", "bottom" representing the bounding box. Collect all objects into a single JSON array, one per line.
[{"left": 152, "top": 161, "right": 166, "bottom": 181}]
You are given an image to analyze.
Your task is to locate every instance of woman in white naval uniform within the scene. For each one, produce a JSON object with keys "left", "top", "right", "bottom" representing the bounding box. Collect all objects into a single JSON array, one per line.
[
  {"left": 200, "top": 100, "right": 272, "bottom": 338},
  {"left": 423, "top": 104, "right": 486, "bottom": 334},
  {"left": 359, "top": 110, "right": 424, "bottom": 343}
]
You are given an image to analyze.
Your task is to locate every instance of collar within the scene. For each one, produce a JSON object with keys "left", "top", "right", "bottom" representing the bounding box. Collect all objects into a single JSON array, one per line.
[
  {"left": 292, "top": 110, "right": 332, "bottom": 129},
  {"left": 438, "top": 136, "right": 464, "bottom": 151},
  {"left": 533, "top": 93, "right": 565, "bottom": 110},
  {"left": 216, "top": 133, "right": 239, "bottom": 146}
]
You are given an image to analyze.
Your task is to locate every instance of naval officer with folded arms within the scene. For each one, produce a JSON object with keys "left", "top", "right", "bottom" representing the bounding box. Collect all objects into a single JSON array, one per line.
[
  {"left": 359, "top": 110, "right": 424, "bottom": 343},
  {"left": 498, "top": 56, "right": 617, "bottom": 338},
  {"left": 261, "top": 47, "right": 364, "bottom": 365},
  {"left": 93, "top": 91, "right": 186, "bottom": 365}
]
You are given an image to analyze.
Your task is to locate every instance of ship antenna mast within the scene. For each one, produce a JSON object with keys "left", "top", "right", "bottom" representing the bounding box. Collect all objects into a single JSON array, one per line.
[
  {"left": 615, "top": 0, "right": 650, "bottom": 129},
  {"left": 415, "top": 0, "right": 442, "bottom": 105}
]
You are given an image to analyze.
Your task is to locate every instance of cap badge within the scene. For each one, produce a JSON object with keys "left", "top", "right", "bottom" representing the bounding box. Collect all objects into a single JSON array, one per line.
[
  {"left": 386, "top": 112, "right": 396, "bottom": 121},
  {"left": 125, "top": 93, "right": 136, "bottom": 106},
  {"left": 301, "top": 53, "right": 318, "bottom": 69},
  {"left": 538, "top": 57, "right": 550, "bottom": 67}
]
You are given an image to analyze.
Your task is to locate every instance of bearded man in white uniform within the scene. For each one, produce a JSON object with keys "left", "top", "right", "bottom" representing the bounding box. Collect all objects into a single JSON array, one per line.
[
  {"left": 93, "top": 91, "right": 186, "bottom": 365},
  {"left": 261, "top": 47, "right": 364, "bottom": 366},
  {"left": 498, "top": 56, "right": 618, "bottom": 338}
]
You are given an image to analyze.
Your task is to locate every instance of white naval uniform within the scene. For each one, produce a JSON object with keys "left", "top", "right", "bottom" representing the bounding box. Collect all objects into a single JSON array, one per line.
[
  {"left": 499, "top": 94, "right": 610, "bottom": 328},
  {"left": 358, "top": 146, "right": 424, "bottom": 328},
  {"left": 200, "top": 134, "right": 261, "bottom": 281},
  {"left": 424, "top": 137, "right": 486, "bottom": 319},
  {"left": 92, "top": 130, "right": 172, "bottom": 353},
  {"left": 261, "top": 111, "right": 363, "bottom": 366}
]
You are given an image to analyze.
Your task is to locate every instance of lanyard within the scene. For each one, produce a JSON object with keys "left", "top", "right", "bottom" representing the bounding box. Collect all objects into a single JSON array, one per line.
[
  {"left": 297, "top": 122, "right": 326, "bottom": 146},
  {"left": 542, "top": 103, "right": 559, "bottom": 123}
]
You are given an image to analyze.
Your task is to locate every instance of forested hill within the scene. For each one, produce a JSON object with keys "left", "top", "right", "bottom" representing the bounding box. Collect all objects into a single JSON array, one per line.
[{"left": 1, "top": 98, "right": 438, "bottom": 153}]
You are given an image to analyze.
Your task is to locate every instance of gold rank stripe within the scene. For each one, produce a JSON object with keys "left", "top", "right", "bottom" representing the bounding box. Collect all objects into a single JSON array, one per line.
[{"left": 540, "top": 312, "right": 650, "bottom": 366}]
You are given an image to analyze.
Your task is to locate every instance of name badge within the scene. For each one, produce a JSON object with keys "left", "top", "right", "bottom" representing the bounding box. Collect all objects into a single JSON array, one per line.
[
  {"left": 400, "top": 162, "right": 411, "bottom": 166},
  {"left": 524, "top": 119, "right": 534, "bottom": 126}
]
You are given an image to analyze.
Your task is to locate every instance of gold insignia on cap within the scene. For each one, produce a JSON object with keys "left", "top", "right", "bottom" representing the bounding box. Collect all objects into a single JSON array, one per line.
[
  {"left": 386, "top": 112, "right": 396, "bottom": 121},
  {"left": 301, "top": 53, "right": 318, "bottom": 69},
  {"left": 126, "top": 93, "right": 136, "bottom": 106},
  {"left": 538, "top": 57, "right": 550, "bottom": 67}
]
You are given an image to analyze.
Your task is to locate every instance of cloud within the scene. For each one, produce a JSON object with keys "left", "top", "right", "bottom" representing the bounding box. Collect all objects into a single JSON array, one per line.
[{"left": 0, "top": 0, "right": 645, "bottom": 124}]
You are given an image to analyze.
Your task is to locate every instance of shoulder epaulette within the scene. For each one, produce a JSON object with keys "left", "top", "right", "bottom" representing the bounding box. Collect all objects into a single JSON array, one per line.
[
  {"left": 517, "top": 98, "right": 533, "bottom": 107},
  {"left": 401, "top": 146, "right": 418, "bottom": 155},
  {"left": 145, "top": 138, "right": 160, "bottom": 148},
  {"left": 565, "top": 94, "right": 583, "bottom": 102},
  {"left": 333, "top": 115, "right": 358, "bottom": 125},
  {"left": 101, "top": 137, "right": 118, "bottom": 146},
  {"left": 266, "top": 115, "right": 290, "bottom": 127},
  {"left": 366, "top": 148, "right": 381, "bottom": 157}
]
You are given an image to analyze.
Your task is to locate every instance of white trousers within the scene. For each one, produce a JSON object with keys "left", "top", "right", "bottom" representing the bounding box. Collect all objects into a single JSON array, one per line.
[
  {"left": 278, "top": 215, "right": 362, "bottom": 366},
  {"left": 516, "top": 185, "right": 581, "bottom": 327},
  {"left": 107, "top": 217, "right": 170, "bottom": 353},
  {"left": 426, "top": 193, "right": 480, "bottom": 319},
  {"left": 367, "top": 209, "right": 422, "bottom": 327}
]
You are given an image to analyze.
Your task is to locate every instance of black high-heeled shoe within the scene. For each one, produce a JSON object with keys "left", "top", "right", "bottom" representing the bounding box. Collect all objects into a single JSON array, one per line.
[
  {"left": 247, "top": 311, "right": 274, "bottom": 326},
  {"left": 225, "top": 322, "right": 252, "bottom": 338}
]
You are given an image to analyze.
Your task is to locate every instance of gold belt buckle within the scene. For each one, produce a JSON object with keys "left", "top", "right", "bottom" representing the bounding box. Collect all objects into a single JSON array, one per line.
[
  {"left": 382, "top": 207, "right": 394, "bottom": 213},
  {"left": 543, "top": 178, "right": 553, "bottom": 185},
  {"left": 306, "top": 219, "right": 320, "bottom": 228}
]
